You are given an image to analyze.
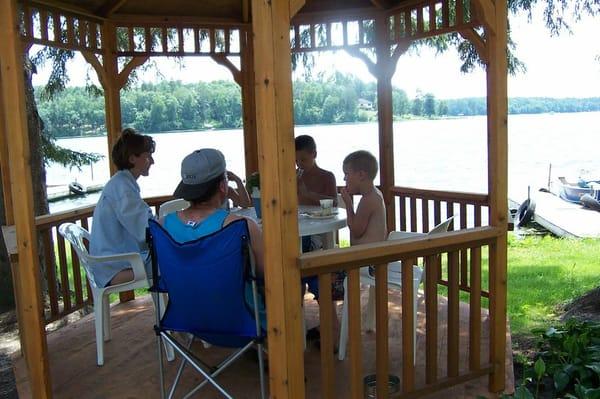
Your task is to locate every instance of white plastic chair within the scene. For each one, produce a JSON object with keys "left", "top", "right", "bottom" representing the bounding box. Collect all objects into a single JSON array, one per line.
[
  {"left": 338, "top": 257, "right": 423, "bottom": 361},
  {"left": 158, "top": 198, "right": 190, "bottom": 219},
  {"left": 58, "top": 223, "right": 150, "bottom": 366},
  {"left": 337, "top": 216, "right": 456, "bottom": 361}
]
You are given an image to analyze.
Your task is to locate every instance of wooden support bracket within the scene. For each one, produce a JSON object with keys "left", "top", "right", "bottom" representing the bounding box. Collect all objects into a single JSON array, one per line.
[
  {"left": 211, "top": 53, "right": 241, "bottom": 85},
  {"left": 471, "top": 0, "right": 496, "bottom": 35},
  {"left": 289, "top": 0, "right": 305, "bottom": 18},
  {"left": 117, "top": 56, "right": 148, "bottom": 88},
  {"left": 80, "top": 51, "right": 107, "bottom": 87},
  {"left": 96, "top": 0, "right": 129, "bottom": 18},
  {"left": 345, "top": 47, "right": 377, "bottom": 78},
  {"left": 459, "top": 28, "right": 489, "bottom": 64}
]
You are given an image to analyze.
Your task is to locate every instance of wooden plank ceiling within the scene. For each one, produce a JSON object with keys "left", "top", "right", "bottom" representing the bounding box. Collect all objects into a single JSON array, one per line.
[{"left": 25, "top": 0, "right": 413, "bottom": 21}]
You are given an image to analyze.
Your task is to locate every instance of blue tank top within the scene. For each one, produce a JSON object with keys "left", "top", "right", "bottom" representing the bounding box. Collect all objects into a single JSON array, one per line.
[{"left": 163, "top": 209, "right": 229, "bottom": 243}]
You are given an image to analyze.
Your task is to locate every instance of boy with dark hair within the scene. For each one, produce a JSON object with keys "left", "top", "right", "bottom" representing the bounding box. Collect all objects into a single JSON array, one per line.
[
  {"left": 295, "top": 134, "right": 337, "bottom": 206},
  {"left": 295, "top": 134, "right": 342, "bottom": 348}
]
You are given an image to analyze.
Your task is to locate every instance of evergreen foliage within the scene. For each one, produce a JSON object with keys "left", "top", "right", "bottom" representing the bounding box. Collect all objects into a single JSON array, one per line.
[{"left": 35, "top": 75, "right": 600, "bottom": 137}]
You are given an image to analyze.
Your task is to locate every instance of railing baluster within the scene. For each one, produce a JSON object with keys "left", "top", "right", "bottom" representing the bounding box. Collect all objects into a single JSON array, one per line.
[
  {"left": 429, "top": 1, "right": 437, "bottom": 31},
  {"left": 443, "top": 0, "right": 450, "bottom": 27},
  {"left": 318, "top": 273, "right": 335, "bottom": 398},
  {"left": 416, "top": 6, "right": 424, "bottom": 33},
  {"left": 375, "top": 263, "right": 389, "bottom": 398},
  {"left": 460, "top": 202, "right": 468, "bottom": 288},
  {"left": 456, "top": 0, "right": 464, "bottom": 25},
  {"left": 446, "top": 201, "right": 454, "bottom": 228},
  {"left": 399, "top": 195, "right": 406, "bottom": 231},
  {"left": 447, "top": 251, "right": 460, "bottom": 377},
  {"left": 434, "top": 199, "right": 441, "bottom": 225},
  {"left": 469, "top": 247, "right": 481, "bottom": 371},
  {"left": 39, "top": 9, "right": 48, "bottom": 40},
  {"left": 179, "top": 26, "right": 185, "bottom": 53},
  {"left": 421, "top": 197, "right": 430, "bottom": 232},
  {"left": 66, "top": 16, "right": 75, "bottom": 46},
  {"left": 401, "top": 258, "right": 416, "bottom": 393},
  {"left": 348, "top": 268, "right": 363, "bottom": 399},
  {"left": 425, "top": 255, "right": 438, "bottom": 384},
  {"left": 57, "top": 231, "right": 72, "bottom": 314},
  {"left": 410, "top": 196, "right": 417, "bottom": 232},
  {"left": 42, "top": 229, "right": 59, "bottom": 319},
  {"left": 474, "top": 204, "right": 482, "bottom": 227}
]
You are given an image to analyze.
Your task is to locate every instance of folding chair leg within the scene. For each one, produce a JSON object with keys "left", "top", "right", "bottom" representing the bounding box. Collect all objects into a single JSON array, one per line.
[
  {"left": 257, "top": 342, "right": 267, "bottom": 399},
  {"left": 103, "top": 295, "right": 111, "bottom": 341},
  {"left": 338, "top": 278, "right": 349, "bottom": 361},
  {"left": 161, "top": 332, "right": 234, "bottom": 399},
  {"left": 365, "top": 285, "right": 376, "bottom": 331},
  {"left": 152, "top": 292, "right": 175, "bottom": 362},
  {"left": 93, "top": 292, "right": 105, "bottom": 366},
  {"left": 157, "top": 334, "right": 166, "bottom": 399},
  {"left": 169, "top": 336, "right": 195, "bottom": 399}
]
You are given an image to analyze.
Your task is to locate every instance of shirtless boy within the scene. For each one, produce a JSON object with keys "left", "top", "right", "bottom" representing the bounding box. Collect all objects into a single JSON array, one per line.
[
  {"left": 340, "top": 150, "right": 387, "bottom": 245},
  {"left": 295, "top": 135, "right": 337, "bottom": 206}
]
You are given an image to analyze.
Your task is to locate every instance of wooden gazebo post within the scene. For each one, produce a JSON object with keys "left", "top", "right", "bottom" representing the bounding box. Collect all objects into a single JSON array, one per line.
[
  {"left": 0, "top": 0, "right": 51, "bottom": 396},
  {"left": 486, "top": 0, "right": 508, "bottom": 391},
  {"left": 251, "top": 0, "right": 305, "bottom": 398},
  {"left": 240, "top": 26, "right": 259, "bottom": 175},
  {"left": 100, "top": 21, "right": 122, "bottom": 175},
  {"left": 82, "top": 20, "right": 148, "bottom": 303}
]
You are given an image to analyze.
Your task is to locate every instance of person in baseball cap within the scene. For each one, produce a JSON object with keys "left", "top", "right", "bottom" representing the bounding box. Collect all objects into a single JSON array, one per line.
[
  {"left": 163, "top": 148, "right": 265, "bottom": 277},
  {"left": 173, "top": 148, "right": 227, "bottom": 202}
]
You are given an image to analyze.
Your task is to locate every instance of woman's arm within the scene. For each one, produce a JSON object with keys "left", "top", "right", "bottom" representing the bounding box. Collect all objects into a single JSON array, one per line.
[{"left": 227, "top": 171, "right": 252, "bottom": 208}]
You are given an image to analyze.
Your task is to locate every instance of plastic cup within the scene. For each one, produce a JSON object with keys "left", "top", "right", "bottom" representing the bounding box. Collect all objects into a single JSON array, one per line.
[{"left": 319, "top": 199, "right": 333, "bottom": 215}]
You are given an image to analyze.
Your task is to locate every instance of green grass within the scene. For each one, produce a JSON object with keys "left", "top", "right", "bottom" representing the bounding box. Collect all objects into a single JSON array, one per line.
[
  {"left": 344, "top": 233, "right": 600, "bottom": 339},
  {"left": 507, "top": 234, "right": 600, "bottom": 337}
]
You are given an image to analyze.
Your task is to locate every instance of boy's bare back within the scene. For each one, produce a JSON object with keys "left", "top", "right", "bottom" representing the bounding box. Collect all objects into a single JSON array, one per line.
[{"left": 349, "top": 188, "right": 387, "bottom": 245}]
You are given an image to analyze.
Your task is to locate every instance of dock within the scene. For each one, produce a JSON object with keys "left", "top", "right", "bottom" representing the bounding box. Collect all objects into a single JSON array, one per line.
[
  {"left": 510, "top": 190, "right": 600, "bottom": 238},
  {"left": 47, "top": 183, "right": 104, "bottom": 202}
]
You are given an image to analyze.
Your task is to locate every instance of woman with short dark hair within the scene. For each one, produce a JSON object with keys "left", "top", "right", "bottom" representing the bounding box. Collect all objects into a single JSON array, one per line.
[{"left": 90, "top": 128, "right": 156, "bottom": 287}]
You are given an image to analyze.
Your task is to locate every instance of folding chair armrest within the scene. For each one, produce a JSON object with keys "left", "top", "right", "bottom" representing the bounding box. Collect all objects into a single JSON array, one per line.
[{"left": 88, "top": 252, "right": 148, "bottom": 282}]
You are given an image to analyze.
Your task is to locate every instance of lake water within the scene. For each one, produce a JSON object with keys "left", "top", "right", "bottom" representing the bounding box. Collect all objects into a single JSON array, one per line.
[{"left": 48, "top": 111, "right": 600, "bottom": 213}]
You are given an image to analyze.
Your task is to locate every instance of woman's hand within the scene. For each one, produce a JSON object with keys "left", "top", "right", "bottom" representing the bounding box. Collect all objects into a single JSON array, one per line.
[{"left": 227, "top": 171, "right": 243, "bottom": 187}]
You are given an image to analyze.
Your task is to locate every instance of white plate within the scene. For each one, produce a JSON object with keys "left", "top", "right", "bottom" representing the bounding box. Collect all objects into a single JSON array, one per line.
[{"left": 305, "top": 212, "right": 336, "bottom": 219}]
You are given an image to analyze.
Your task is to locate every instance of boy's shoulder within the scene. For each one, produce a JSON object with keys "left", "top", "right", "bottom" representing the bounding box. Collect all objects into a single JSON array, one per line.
[
  {"left": 315, "top": 166, "right": 335, "bottom": 179},
  {"left": 359, "top": 188, "right": 385, "bottom": 207}
]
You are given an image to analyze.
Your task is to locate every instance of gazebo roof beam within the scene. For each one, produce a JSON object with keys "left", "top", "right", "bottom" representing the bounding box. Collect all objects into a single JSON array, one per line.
[
  {"left": 291, "top": 7, "right": 381, "bottom": 25},
  {"left": 27, "top": 0, "right": 106, "bottom": 21},
  {"left": 110, "top": 14, "right": 248, "bottom": 27},
  {"left": 96, "top": 0, "right": 129, "bottom": 18}
]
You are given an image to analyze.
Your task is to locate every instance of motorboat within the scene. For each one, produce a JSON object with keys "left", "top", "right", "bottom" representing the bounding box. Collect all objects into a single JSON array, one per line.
[{"left": 555, "top": 177, "right": 600, "bottom": 204}]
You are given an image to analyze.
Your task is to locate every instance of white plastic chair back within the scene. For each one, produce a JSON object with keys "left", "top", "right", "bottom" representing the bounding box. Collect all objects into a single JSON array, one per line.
[
  {"left": 158, "top": 198, "right": 190, "bottom": 219},
  {"left": 58, "top": 222, "right": 153, "bottom": 366},
  {"left": 427, "top": 215, "right": 456, "bottom": 234}
]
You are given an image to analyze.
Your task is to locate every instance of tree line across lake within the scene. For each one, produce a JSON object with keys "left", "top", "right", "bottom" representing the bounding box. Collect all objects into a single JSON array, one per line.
[{"left": 35, "top": 73, "right": 600, "bottom": 138}]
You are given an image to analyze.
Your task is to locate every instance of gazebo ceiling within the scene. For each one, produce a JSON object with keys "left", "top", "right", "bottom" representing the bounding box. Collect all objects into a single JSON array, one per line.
[{"left": 27, "top": 0, "right": 410, "bottom": 21}]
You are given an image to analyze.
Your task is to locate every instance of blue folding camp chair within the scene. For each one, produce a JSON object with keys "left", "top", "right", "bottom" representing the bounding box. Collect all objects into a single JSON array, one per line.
[{"left": 147, "top": 218, "right": 267, "bottom": 399}]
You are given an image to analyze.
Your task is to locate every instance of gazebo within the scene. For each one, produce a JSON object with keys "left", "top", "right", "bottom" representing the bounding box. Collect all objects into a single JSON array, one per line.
[{"left": 0, "top": 0, "right": 508, "bottom": 397}]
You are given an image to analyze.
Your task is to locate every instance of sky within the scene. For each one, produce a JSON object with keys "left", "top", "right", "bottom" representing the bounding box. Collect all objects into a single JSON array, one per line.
[{"left": 32, "top": 5, "right": 600, "bottom": 100}]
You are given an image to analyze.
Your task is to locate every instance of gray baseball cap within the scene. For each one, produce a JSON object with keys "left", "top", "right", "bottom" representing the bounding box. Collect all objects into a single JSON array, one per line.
[{"left": 173, "top": 149, "right": 226, "bottom": 201}]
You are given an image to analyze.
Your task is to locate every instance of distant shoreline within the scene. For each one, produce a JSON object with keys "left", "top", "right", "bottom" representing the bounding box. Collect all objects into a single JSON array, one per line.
[{"left": 53, "top": 110, "right": 600, "bottom": 140}]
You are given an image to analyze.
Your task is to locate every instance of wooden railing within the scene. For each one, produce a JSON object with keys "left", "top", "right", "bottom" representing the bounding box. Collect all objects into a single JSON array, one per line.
[
  {"left": 34, "top": 195, "right": 172, "bottom": 324},
  {"left": 299, "top": 226, "right": 500, "bottom": 398},
  {"left": 32, "top": 189, "right": 502, "bottom": 397},
  {"left": 392, "top": 186, "right": 490, "bottom": 298}
]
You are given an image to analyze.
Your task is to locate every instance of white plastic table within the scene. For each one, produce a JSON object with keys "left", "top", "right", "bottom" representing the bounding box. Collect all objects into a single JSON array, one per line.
[{"left": 231, "top": 205, "right": 347, "bottom": 250}]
